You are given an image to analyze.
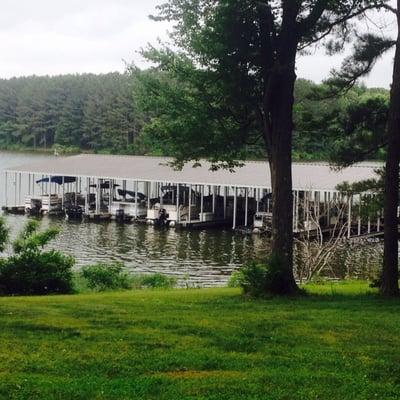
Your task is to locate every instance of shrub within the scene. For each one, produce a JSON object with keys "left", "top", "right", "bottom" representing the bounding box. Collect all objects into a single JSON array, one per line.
[
  {"left": 81, "top": 263, "right": 131, "bottom": 291},
  {"left": 138, "top": 273, "right": 177, "bottom": 289},
  {"left": 227, "top": 271, "right": 242, "bottom": 288},
  {"left": 231, "top": 261, "right": 269, "bottom": 297},
  {"left": 0, "top": 220, "right": 74, "bottom": 296},
  {"left": 0, "top": 217, "right": 9, "bottom": 253},
  {"left": 0, "top": 250, "right": 74, "bottom": 295},
  {"left": 230, "top": 258, "right": 299, "bottom": 297}
]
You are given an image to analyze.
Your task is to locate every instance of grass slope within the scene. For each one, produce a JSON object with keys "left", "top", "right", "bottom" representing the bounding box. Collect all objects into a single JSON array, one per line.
[{"left": 0, "top": 282, "right": 399, "bottom": 399}]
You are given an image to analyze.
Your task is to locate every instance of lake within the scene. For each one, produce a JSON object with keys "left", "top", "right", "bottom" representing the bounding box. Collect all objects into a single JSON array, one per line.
[{"left": 0, "top": 150, "right": 269, "bottom": 286}]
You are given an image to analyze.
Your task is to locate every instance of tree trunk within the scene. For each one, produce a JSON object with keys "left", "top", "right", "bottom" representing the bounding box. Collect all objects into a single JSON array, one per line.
[
  {"left": 381, "top": 5, "right": 400, "bottom": 297},
  {"left": 265, "top": 38, "right": 299, "bottom": 295}
]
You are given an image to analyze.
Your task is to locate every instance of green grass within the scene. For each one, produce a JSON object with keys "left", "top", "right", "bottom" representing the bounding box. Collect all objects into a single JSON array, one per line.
[{"left": 0, "top": 282, "right": 399, "bottom": 399}]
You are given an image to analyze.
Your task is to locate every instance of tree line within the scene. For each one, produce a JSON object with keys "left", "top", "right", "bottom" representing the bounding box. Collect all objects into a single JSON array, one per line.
[
  {"left": 0, "top": 73, "right": 141, "bottom": 153},
  {"left": 0, "top": 72, "right": 389, "bottom": 161}
]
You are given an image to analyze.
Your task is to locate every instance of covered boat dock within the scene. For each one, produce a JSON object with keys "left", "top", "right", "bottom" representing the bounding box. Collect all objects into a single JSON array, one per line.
[{"left": 2, "top": 154, "right": 383, "bottom": 237}]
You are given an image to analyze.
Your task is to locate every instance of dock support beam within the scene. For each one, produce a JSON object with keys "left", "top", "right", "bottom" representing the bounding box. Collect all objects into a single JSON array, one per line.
[
  {"left": 14, "top": 172, "right": 17, "bottom": 206},
  {"left": 61, "top": 176, "right": 65, "bottom": 210},
  {"left": 4, "top": 172, "right": 8, "bottom": 207},
  {"left": 212, "top": 185, "right": 216, "bottom": 214},
  {"left": 176, "top": 184, "right": 180, "bottom": 223},
  {"left": 244, "top": 188, "right": 248, "bottom": 226},
  {"left": 109, "top": 180, "right": 113, "bottom": 212},
  {"left": 358, "top": 197, "right": 361, "bottom": 236},
  {"left": 96, "top": 179, "right": 101, "bottom": 214},
  {"left": 232, "top": 187, "right": 237, "bottom": 229},
  {"left": 85, "top": 177, "right": 90, "bottom": 214},
  {"left": 18, "top": 173, "right": 21, "bottom": 206},
  {"left": 48, "top": 175, "right": 52, "bottom": 214},
  {"left": 188, "top": 184, "right": 192, "bottom": 223},
  {"left": 200, "top": 185, "right": 204, "bottom": 222},
  {"left": 347, "top": 196, "right": 352, "bottom": 239},
  {"left": 256, "top": 188, "right": 260, "bottom": 213},
  {"left": 223, "top": 187, "right": 227, "bottom": 219},
  {"left": 122, "top": 180, "right": 127, "bottom": 201},
  {"left": 135, "top": 180, "right": 138, "bottom": 218},
  {"left": 294, "top": 191, "right": 299, "bottom": 231}
]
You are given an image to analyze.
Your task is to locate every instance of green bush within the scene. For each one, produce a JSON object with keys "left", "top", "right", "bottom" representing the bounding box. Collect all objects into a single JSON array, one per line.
[
  {"left": 81, "top": 263, "right": 131, "bottom": 291},
  {"left": 0, "top": 217, "right": 9, "bottom": 253},
  {"left": 230, "top": 258, "right": 298, "bottom": 297},
  {"left": 230, "top": 261, "right": 268, "bottom": 297},
  {"left": 0, "top": 219, "right": 74, "bottom": 296},
  {"left": 0, "top": 250, "right": 74, "bottom": 295},
  {"left": 138, "top": 273, "right": 177, "bottom": 289}
]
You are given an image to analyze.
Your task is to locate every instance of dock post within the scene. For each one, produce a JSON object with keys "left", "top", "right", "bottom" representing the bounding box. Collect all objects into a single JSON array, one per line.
[
  {"left": 200, "top": 185, "right": 204, "bottom": 222},
  {"left": 293, "top": 191, "right": 296, "bottom": 231},
  {"left": 135, "top": 180, "right": 138, "bottom": 218},
  {"left": 377, "top": 212, "right": 381, "bottom": 232},
  {"left": 306, "top": 191, "right": 310, "bottom": 238},
  {"left": 327, "top": 192, "right": 331, "bottom": 226},
  {"left": 96, "top": 179, "right": 101, "bottom": 214},
  {"left": 48, "top": 175, "right": 52, "bottom": 213},
  {"left": 292, "top": 191, "right": 296, "bottom": 231},
  {"left": 244, "top": 188, "right": 248, "bottom": 226},
  {"left": 109, "top": 180, "right": 113, "bottom": 213},
  {"left": 358, "top": 195, "right": 361, "bottom": 236},
  {"left": 75, "top": 177, "right": 78, "bottom": 206},
  {"left": 18, "top": 173, "right": 21, "bottom": 206},
  {"left": 85, "top": 177, "right": 90, "bottom": 214},
  {"left": 368, "top": 209, "right": 371, "bottom": 233},
  {"left": 176, "top": 184, "right": 180, "bottom": 223},
  {"left": 188, "top": 184, "right": 192, "bottom": 223},
  {"left": 4, "top": 172, "right": 8, "bottom": 208},
  {"left": 223, "top": 187, "right": 227, "bottom": 219},
  {"left": 292, "top": 191, "right": 295, "bottom": 231},
  {"left": 61, "top": 176, "right": 65, "bottom": 211},
  {"left": 347, "top": 195, "right": 352, "bottom": 239},
  {"left": 233, "top": 187, "right": 237, "bottom": 229},
  {"left": 122, "top": 180, "right": 126, "bottom": 201},
  {"left": 212, "top": 185, "right": 216, "bottom": 214},
  {"left": 13, "top": 172, "right": 17, "bottom": 206}
]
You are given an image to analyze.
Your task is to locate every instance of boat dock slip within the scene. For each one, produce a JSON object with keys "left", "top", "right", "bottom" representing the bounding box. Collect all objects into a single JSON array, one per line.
[{"left": 1, "top": 154, "right": 385, "bottom": 238}]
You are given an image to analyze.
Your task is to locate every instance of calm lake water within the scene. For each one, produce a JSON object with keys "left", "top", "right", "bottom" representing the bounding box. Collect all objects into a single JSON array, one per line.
[{"left": 0, "top": 151, "right": 269, "bottom": 286}]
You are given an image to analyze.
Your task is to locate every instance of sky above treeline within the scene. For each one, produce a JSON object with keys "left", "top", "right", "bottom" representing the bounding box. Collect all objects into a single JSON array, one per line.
[{"left": 0, "top": 0, "right": 396, "bottom": 88}]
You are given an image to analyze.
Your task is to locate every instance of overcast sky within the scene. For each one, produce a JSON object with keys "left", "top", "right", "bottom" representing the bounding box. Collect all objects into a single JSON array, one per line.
[{"left": 0, "top": 0, "right": 396, "bottom": 88}]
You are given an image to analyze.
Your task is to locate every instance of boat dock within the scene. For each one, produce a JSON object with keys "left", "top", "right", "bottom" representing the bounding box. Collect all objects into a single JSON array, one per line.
[{"left": 1, "top": 154, "right": 385, "bottom": 238}]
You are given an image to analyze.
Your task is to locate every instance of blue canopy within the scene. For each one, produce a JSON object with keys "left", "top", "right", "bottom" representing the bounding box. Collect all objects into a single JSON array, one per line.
[{"left": 36, "top": 176, "right": 76, "bottom": 185}]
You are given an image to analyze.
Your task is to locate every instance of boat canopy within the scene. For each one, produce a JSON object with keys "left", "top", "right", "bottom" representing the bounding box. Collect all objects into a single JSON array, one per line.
[
  {"left": 89, "top": 181, "right": 119, "bottom": 189},
  {"left": 36, "top": 176, "right": 76, "bottom": 185},
  {"left": 117, "top": 189, "right": 146, "bottom": 200}
]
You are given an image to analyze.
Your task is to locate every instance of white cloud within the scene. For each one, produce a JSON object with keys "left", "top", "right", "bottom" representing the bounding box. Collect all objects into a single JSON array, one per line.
[
  {"left": 0, "top": 0, "right": 169, "bottom": 77},
  {"left": 0, "top": 0, "right": 396, "bottom": 88}
]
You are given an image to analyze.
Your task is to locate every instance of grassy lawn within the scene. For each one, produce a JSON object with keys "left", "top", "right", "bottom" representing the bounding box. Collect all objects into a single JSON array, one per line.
[{"left": 0, "top": 282, "right": 399, "bottom": 399}]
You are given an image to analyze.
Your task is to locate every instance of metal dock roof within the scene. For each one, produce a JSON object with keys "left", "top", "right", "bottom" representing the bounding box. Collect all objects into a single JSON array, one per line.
[{"left": 4, "top": 154, "right": 381, "bottom": 191}]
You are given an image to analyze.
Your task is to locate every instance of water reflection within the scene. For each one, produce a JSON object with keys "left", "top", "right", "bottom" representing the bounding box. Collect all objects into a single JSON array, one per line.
[{"left": 3, "top": 214, "right": 268, "bottom": 287}]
